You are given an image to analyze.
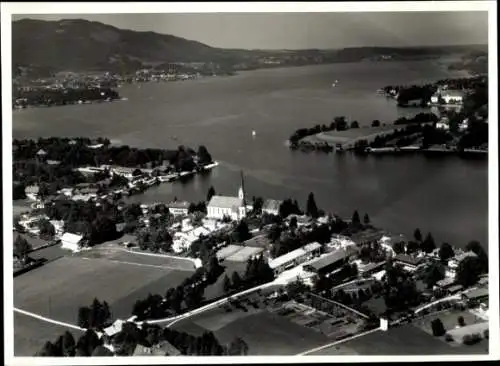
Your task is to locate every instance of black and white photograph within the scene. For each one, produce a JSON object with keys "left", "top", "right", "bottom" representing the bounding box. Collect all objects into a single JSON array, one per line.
[{"left": 2, "top": 1, "right": 498, "bottom": 364}]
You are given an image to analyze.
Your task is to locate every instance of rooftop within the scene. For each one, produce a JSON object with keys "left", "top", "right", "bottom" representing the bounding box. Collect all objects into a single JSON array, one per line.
[
  {"left": 269, "top": 242, "right": 321, "bottom": 270},
  {"left": 168, "top": 201, "right": 190, "bottom": 209},
  {"left": 305, "top": 246, "right": 358, "bottom": 272},
  {"left": 262, "top": 199, "right": 282, "bottom": 212},
  {"left": 208, "top": 195, "right": 244, "bottom": 209},
  {"left": 393, "top": 254, "right": 425, "bottom": 267},
  {"left": 61, "top": 232, "right": 83, "bottom": 244},
  {"left": 463, "top": 287, "right": 489, "bottom": 300}
]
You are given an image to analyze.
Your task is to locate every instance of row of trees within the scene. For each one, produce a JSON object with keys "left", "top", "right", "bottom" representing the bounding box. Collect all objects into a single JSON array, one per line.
[
  {"left": 131, "top": 255, "right": 224, "bottom": 320},
  {"left": 222, "top": 255, "right": 275, "bottom": 293},
  {"left": 37, "top": 321, "right": 248, "bottom": 357}
]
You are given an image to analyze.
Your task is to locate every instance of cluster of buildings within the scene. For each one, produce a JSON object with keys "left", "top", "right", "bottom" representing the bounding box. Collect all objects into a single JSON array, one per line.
[{"left": 430, "top": 87, "right": 465, "bottom": 106}]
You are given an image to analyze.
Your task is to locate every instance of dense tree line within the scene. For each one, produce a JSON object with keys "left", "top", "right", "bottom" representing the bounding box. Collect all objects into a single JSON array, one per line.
[
  {"left": 77, "top": 298, "right": 112, "bottom": 330},
  {"left": 223, "top": 254, "right": 275, "bottom": 294},
  {"left": 14, "top": 87, "right": 120, "bottom": 108},
  {"left": 131, "top": 254, "right": 224, "bottom": 320},
  {"left": 36, "top": 321, "right": 247, "bottom": 357},
  {"left": 13, "top": 138, "right": 213, "bottom": 181}
]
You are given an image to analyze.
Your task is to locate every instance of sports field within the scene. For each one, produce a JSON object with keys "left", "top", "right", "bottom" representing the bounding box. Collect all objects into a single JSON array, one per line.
[
  {"left": 14, "top": 311, "right": 85, "bottom": 356},
  {"left": 14, "top": 255, "right": 193, "bottom": 324}
]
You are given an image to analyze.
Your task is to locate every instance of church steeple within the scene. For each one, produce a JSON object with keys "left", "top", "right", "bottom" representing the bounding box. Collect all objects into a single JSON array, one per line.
[{"left": 239, "top": 170, "right": 247, "bottom": 216}]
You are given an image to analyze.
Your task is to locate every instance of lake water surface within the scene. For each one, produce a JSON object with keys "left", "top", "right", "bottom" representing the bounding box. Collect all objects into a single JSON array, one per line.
[{"left": 12, "top": 61, "right": 487, "bottom": 251}]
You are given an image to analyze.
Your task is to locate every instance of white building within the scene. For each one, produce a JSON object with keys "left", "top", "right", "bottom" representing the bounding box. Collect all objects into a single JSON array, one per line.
[
  {"left": 206, "top": 187, "right": 246, "bottom": 221},
  {"left": 436, "top": 121, "right": 450, "bottom": 130},
  {"left": 49, "top": 220, "right": 65, "bottom": 238},
  {"left": 24, "top": 185, "right": 40, "bottom": 201},
  {"left": 430, "top": 94, "right": 440, "bottom": 104},
  {"left": 447, "top": 251, "right": 478, "bottom": 278},
  {"left": 441, "top": 90, "right": 464, "bottom": 105},
  {"left": 168, "top": 201, "right": 190, "bottom": 216},
  {"left": 262, "top": 199, "right": 282, "bottom": 216},
  {"left": 61, "top": 232, "right": 84, "bottom": 252},
  {"left": 172, "top": 226, "right": 211, "bottom": 253},
  {"left": 269, "top": 242, "right": 322, "bottom": 275}
]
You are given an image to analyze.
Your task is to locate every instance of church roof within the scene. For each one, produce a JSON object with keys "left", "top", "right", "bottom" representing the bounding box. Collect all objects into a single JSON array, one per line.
[{"left": 207, "top": 195, "right": 244, "bottom": 210}]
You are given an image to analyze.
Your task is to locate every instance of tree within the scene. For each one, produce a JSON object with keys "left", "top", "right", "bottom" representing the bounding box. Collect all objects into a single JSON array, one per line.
[
  {"left": 231, "top": 271, "right": 242, "bottom": 290},
  {"left": 423, "top": 262, "right": 445, "bottom": 289},
  {"left": 37, "top": 341, "right": 58, "bottom": 356},
  {"left": 227, "top": 337, "right": 249, "bottom": 355},
  {"left": 306, "top": 192, "right": 319, "bottom": 219},
  {"left": 62, "top": 331, "right": 76, "bottom": 356},
  {"left": 13, "top": 235, "right": 32, "bottom": 262},
  {"left": 363, "top": 213, "right": 370, "bottom": 225},
  {"left": 38, "top": 219, "right": 56, "bottom": 239},
  {"left": 465, "top": 240, "right": 488, "bottom": 272},
  {"left": 406, "top": 241, "right": 420, "bottom": 254},
  {"left": 289, "top": 216, "right": 298, "bottom": 231},
  {"left": 233, "top": 220, "right": 251, "bottom": 242},
  {"left": 421, "top": 232, "right": 436, "bottom": 253},
  {"left": 207, "top": 186, "right": 216, "bottom": 202},
  {"left": 76, "top": 329, "right": 102, "bottom": 356},
  {"left": 458, "top": 316, "right": 466, "bottom": 327},
  {"left": 455, "top": 256, "right": 482, "bottom": 287},
  {"left": 438, "top": 242, "right": 455, "bottom": 263},
  {"left": 431, "top": 318, "right": 446, "bottom": 336},
  {"left": 413, "top": 228, "right": 422, "bottom": 242},
  {"left": 77, "top": 306, "right": 91, "bottom": 328},
  {"left": 393, "top": 241, "right": 406, "bottom": 255},
  {"left": 252, "top": 196, "right": 264, "bottom": 214},
  {"left": 351, "top": 210, "right": 361, "bottom": 226},
  {"left": 223, "top": 275, "right": 232, "bottom": 293},
  {"left": 372, "top": 120, "right": 381, "bottom": 127},
  {"left": 350, "top": 120, "right": 360, "bottom": 129},
  {"left": 197, "top": 145, "right": 213, "bottom": 165}
]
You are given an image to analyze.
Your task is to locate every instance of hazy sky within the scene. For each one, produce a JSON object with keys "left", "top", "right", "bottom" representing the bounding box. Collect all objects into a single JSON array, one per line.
[{"left": 13, "top": 12, "right": 488, "bottom": 49}]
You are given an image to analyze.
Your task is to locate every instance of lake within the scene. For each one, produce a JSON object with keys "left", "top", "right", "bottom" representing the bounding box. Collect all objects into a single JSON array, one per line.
[{"left": 12, "top": 61, "right": 487, "bottom": 252}]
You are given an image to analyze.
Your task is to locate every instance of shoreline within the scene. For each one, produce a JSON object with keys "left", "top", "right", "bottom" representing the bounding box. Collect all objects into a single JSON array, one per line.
[{"left": 13, "top": 97, "right": 127, "bottom": 111}]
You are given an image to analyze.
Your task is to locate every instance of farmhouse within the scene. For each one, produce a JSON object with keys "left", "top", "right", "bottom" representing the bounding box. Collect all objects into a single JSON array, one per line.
[
  {"left": 269, "top": 242, "right": 322, "bottom": 275},
  {"left": 441, "top": 90, "right": 464, "bottom": 105},
  {"left": 133, "top": 341, "right": 181, "bottom": 356},
  {"left": 393, "top": 254, "right": 425, "bottom": 272},
  {"left": 262, "top": 199, "right": 282, "bottom": 216},
  {"left": 167, "top": 201, "right": 190, "bottom": 216},
  {"left": 60, "top": 232, "right": 84, "bottom": 252},
  {"left": 207, "top": 187, "right": 246, "bottom": 221},
  {"left": 304, "top": 246, "right": 359, "bottom": 276}
]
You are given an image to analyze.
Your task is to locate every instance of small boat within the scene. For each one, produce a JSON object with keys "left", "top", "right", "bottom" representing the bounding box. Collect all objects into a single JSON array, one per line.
[{"left": 252, "top": 130, "right": 256, "bottom": 137}]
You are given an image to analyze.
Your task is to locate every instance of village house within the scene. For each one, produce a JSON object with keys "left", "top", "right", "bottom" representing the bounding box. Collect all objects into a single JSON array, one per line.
[
  {"left": 172, "top": 226, "right": 211, "bottom": 253},
  {"left": 24, "top": 185, "right": 40, "bottom": 201},
  {"left": 167, "top": 201, "right": 190, "bottom": 216},
  {"left": 36, "top": 148, "right": 48, "bottom": 162},
  {"left": 49, "top": 220, "right": 65, "bottom": 238},
  {"left": 436, "top": 120, "right": 450, "bottom": 130},
  {"left": 207, "top": 187, "right": 247, "bottom": 221},
  {"left": 379, "top": 234, "right": 407, "bottom": 257},
  {"left": 60, "top": 232, "right": 84, "bottom": 252},
  {"left": 133, "top": 341, "right": 181, "bottom": 356},
  {"left": 262, "top": 199, "right": 282, "bottom": 216},
  {"left": 446, "top": 251, "right": 477, "bottom": 278},
  {"left": 58, "top": 187, "right": 75, "bottom": 197},
  {"left": 441, "top": 90, "right": 465, "bottom": 105},
  {"left": 393, "top": 254, "right": 426, "bottom": 272}
]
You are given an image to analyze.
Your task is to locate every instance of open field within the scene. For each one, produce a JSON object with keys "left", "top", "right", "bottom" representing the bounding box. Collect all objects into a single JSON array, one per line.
[
  {"left": 29, "top": 244, "right": 68, "bottom": 262},
  {"left": 173, "top": 305, "right": 329, "bottom": 355},
  {"left": 14, "top": 256, "right": 193, "bottom": 324},
  {"left": 14, "top": 311, "right": 85, "bottom": 356},
  {"left": 412, "top": 309, "right": 488, "bottom": 353},
  {"left": 311, "top": 324, "right": 488, "bottom": 355},
  {"left": 74, "top": 246, "right": 196, "bottom": 271}
]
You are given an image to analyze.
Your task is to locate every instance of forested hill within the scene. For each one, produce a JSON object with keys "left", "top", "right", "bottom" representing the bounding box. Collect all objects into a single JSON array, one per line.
[
  {"left": 13, "top": 18, "right": 487, "bottom": 77},
  {"left": 12, "top": 18, "right": 230, "bottom": 74}
]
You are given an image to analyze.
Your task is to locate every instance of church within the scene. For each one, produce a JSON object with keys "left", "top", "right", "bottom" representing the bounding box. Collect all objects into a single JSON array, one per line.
[{"left": 207, "top": 186, "right": 247, "bottom": 221}]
